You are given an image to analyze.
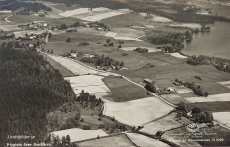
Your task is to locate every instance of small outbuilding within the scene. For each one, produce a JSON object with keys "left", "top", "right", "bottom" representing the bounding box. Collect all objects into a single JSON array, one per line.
[{"left": 143, "top": 78, "right": 153, "bottom": 84}]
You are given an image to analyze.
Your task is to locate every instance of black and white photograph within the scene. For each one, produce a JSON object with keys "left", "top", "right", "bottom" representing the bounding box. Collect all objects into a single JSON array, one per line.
[{"left": 0, "top": 0, "right": 230, "bottom": 146}]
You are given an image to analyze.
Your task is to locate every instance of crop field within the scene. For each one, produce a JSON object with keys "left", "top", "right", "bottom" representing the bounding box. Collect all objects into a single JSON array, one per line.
[
  {"left": 187, "top": 101, "right": 230, "bottom": 112},
  {"left": 48, "top": 54, "right": 110, "bottom": 76},
  {"left": 0, "top": 24, "right": 19, "bottom": 31},
  {"left": 162, "top": 127, "right": 202, "bottom": 147},
  {"left": 14, "top": 30, "right": 46, "bottom": 38},
  {"left": 8, "top": 15, "right": 80, "bottom": 25},
  {"left": 170, "top": 23, "right": 201, "bottom": 29},
  {"left": 140, "top": 113, "right": 183, "bottom": 135},
  {"left": 173, "top": 86, "right": 193, "bottom": 94},
  {"left": 185, "top": 92, "right": 230, "bottom": 103},
  {"left": 101, "top": 13, "right": 152, "bottom": 28},
  {"left": 99, "top": 50, "right": 169, "bottom": 69},
  {"left": 218, "top": 81, "right": 230, "bottom": 89},
  {"left": 213, "top": 112, "right": 230, "bottom": 127},
  {"left": 64, "top": 75, "right": 113, "bottom": 101},
  {"left": 50, "top": 128, "right": 108, "bottom": 142},
  {"left": 78, "top": 134, "right": 134, "bottom": 147},
  {"left": 113, "top": 28, "right": 145, "bottom": 39},
  {"left": 76, "top": 28, "right": 107, "bottom": 36},
  {"left": 42, "top": 53, "right": 74, "bottom": 77},
  {"left": 200, "top": 83, "right": 230, "bottom": 95},
  {"left": 81, "top": 11, "right": 126, "bottom": 21},
  {"left": 48, "top": 32, "right": 110, "bottom": 43},
  {"left": 104, "top": 97, "right": 174, "bottom": 126},
  {"left": 161, "top": 94, "right": 189, "bottom": 105},
  {"left": 167, "top": 53, "right": 188, "bottom": 59},
  {"left": 126, "top": 133, "right": 170, "bottom": 147},
  {"left": 102, "top": 76, "right": 148, "bottom": 102}
]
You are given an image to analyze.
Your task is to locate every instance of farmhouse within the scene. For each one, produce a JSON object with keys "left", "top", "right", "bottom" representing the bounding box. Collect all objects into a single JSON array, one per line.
[{"left": 143, "top": 78, "right": 153, "bottom": 84}]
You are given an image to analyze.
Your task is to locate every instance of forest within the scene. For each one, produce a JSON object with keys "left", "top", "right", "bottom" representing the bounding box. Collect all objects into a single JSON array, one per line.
[
  {"left": 0, "top": 42, "right": 74, "bottom": 146},
  {"left": 1, "top": 0, "right": 52, "bottom": 11}
]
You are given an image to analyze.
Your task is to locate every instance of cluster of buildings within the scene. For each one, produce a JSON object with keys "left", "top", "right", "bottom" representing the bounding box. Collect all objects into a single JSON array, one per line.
[{"left": 18, "top": 21, "right": 48, "bottom": 30}]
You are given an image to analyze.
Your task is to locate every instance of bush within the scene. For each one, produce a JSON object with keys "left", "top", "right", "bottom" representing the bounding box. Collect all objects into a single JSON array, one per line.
[{"left": 66, "top": 37, "right": 71, "bottom": 43}]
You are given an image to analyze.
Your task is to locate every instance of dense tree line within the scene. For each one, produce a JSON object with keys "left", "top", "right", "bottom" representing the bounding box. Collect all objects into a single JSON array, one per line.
[
  {"left": 0, "top": 42, "right": 74, "bottom": 146},
  {"left": 2, "top": 0, "right": 52, "bottom": 11},
  {"left": 133, "top": 47, "right": 148, "bottom": 53},
  {"left": 187, "top": 55, "right": 230, "bottom": 73}
]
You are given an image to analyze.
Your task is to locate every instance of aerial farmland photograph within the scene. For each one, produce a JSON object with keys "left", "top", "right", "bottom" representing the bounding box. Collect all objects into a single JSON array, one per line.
[{"left": 1, "top": 0, "right": 230, "bottom": 146}]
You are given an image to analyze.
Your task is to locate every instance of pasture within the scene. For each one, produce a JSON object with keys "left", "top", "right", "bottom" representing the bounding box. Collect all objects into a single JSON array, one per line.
[
  {"left": 104, "top": 97, "right": 174, "bottom": 126},
  {"left": 102, "top": 76, "right": 148, "bottom": 102},
  {"left": 78, "top": 134, "right": 134, "bottom": 147},
  {"left": 50, "top": 128, "right": 108, "bottom": 142},
  {"left": 213, "top": 112, "right": 230, "bottom": 127},
  {"left": 140, "top": 113, "right": 183, "bottom": 135},
  {"left": 167, "top": 53, "right": 188, "bottom": 59},
  {"left": 126, "top": 133, "right": 170, "bottom": 147}
]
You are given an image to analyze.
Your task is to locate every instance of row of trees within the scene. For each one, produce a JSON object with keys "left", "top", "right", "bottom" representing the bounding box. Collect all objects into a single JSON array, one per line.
[
  {"left": 175, "top": 79, "right": 208, "bottom": 97},
  {"left": 187, "top": 55, "right": 230, "bottom": 73}
]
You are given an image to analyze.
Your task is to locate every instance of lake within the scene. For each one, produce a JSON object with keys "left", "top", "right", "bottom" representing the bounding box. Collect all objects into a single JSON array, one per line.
[{"left": 182, "top": 21, "right": 230, "bottom": 60}]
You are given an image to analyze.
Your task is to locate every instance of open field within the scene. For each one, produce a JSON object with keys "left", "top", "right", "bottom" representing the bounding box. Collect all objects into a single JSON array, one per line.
[
  {"left": 48, "top": 54, "right": 109, "bottom": 76},
  {"left": 104, "top": 97, "right": 174, "bottom": 126},
  {"left": 162, "top": 127, "right": 202, "bottom": 147},
  {"left": 185, "top": 93, "right": 230, "bottom": 103},
  {"left": 213, "top": 112, "right": 230, "bottom": 127},
  {"left": 102, "top": 76, "right": 148, "bottom": 102},
  {"left": 50, "top": 128, "right": 108, "bottom": 142},
  {"left": 126, "top": 133, "right": 170, "bottom": 147},
  {"left": 187, "top": 101, "right": 230, "bottom": 112},
  {"left": 140, "top": 113, "right": 183, "bottom": 135},
  {"left": 64, "top": 75, "right": 113, "bottom": 101},
  {"left": 42, "top": 53, "right": 74, "bottom": 77},
  {"left": 78, "top": 134, "right": 134, "bottom": 147}
]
